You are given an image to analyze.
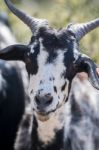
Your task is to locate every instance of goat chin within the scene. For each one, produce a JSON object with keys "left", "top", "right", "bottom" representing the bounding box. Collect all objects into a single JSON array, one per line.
[{"left": 37, "top": 114, "right": 50, "bottom": 122}]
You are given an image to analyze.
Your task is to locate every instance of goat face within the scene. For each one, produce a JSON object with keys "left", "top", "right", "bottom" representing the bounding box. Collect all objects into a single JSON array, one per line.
[
  {"left": 26, "top": 27, "right": 78, "bottom": 117},
  {"left": 1, "top": 0, "right": 99, "bottom": 121}
]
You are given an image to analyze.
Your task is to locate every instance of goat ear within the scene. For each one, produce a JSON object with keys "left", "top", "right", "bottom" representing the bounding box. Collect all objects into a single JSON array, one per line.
[
  {"left": 0, "top": 44, "right": 29, "bottom": 61},
  {"left": 76, "top": 55, "right": 99, "bottom": 90}
]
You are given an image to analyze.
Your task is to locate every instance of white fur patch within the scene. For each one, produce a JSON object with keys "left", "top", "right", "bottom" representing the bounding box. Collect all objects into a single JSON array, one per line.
[
  {"left": 30, "top": 41, "right": 38, "bottom": 54},
  {"left": 37, "top": 105, "right": 65, "bottom": 145}
]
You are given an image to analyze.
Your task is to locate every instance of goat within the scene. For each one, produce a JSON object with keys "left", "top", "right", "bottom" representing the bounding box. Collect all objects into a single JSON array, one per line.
[
  {"left": 0, "top": 59, "right": 25, "bottom": 150},
  {"left": 0, "top": 0, "right": 99, "bottom": 149}
]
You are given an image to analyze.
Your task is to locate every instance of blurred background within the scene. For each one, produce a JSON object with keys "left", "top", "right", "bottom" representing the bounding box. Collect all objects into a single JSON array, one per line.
[{"left": 0, "top": 0, "right": 99, "bottom": 63}]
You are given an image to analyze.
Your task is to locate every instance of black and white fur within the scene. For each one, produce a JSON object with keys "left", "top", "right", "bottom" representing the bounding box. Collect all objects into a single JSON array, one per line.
[
  {"left": 64, "top": 77, "right": 99, "bottom": 150},
  {"left": 1, "top": 0, "right": 99, "bottom": 150},
  {"left": 14, "top": 77, "right": 99, "bottom": 150}
]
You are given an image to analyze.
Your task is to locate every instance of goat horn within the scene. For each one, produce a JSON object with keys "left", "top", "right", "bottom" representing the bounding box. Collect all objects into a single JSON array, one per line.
[
  {"left": 4, "top": 0, "right": 48, "bottom": 33},
  {"left": 67, "top": 18, "right": 99, "bottom": 41}
]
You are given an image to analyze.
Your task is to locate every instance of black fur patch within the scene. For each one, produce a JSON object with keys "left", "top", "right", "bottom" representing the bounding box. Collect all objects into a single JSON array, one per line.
[
  {"left": 63, "top": 43, "right": 75, "bottom": 80},
  {"left": 38, "top": 27, "right": 75, "bottom": 50},
  {"left": 37, "top": 27, "right": 76, "bottom": 64},
  {"left": 25, "top": 38, "right": 40, "bottom": 75},
  {"left": 54, "top": 86, "right": 57, "bottom": 93},
  {"left": 61, "top": 81, "right": 67, "bottom": 91}
]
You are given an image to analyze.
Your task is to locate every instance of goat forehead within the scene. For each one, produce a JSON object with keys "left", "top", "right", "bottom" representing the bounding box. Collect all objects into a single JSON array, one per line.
[
  {"left": 38, "top": 49, "right": 66, "bottom": 72},
  {"left": 27, "top": 27, "right": 79, "bottom": 79},
  {"left": 30, "top": 26, "right": 76, "bottom": 52},
  {"left": 29, "top": 32, "right": 76, "bottom": 64},
  {"left": 29, "top": 50, "right": 66, "bottom": 84}
]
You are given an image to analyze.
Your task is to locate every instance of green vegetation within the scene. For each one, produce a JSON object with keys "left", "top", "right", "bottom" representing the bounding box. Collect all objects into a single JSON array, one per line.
[{"left": 0, "top": 0, "right": 99, "bottom": 63}]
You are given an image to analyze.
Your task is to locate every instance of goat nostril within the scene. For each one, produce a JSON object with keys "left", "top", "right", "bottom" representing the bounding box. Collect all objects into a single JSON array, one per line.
[
  {"left": 35, "top": 95, "right": 53, "bottom": 106},
  {"left": 46, "top": 97, "right": 53, "bottom": 105}
]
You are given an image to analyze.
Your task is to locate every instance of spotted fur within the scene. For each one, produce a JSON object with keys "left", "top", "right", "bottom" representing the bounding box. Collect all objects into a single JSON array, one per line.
[{"left": 14, "top": 77, "right": 99, "bottom": 150}]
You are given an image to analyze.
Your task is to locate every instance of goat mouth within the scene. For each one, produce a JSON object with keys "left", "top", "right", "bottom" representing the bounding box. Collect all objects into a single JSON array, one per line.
[
  {"left": 34, "top": 109, "right": 56, "bottom": 122},
  {"left": 33, "top": 104, "right": 59, "bottom": 121},
  {"left": 36, "top": 112, "right": 50, "bottom": 122},
  {"left": 37, "top": 108, "right": 57, "bottom": 115},
  {"left": 37, "top": 111, "right": 48, "bottom": 116}
]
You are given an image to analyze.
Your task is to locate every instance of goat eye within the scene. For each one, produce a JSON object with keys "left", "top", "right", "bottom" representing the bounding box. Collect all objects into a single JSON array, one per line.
[{"left": 61, "top": 81, "right": 67, "bottom": 91}]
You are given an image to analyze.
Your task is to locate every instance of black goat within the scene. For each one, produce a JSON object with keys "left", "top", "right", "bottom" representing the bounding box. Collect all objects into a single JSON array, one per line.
[
  {"left": 0, "top": 60, "right": 25, "bottom": 150},
  {"left": 1, "top": 0, "right": 99, "bottom": 150}
]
